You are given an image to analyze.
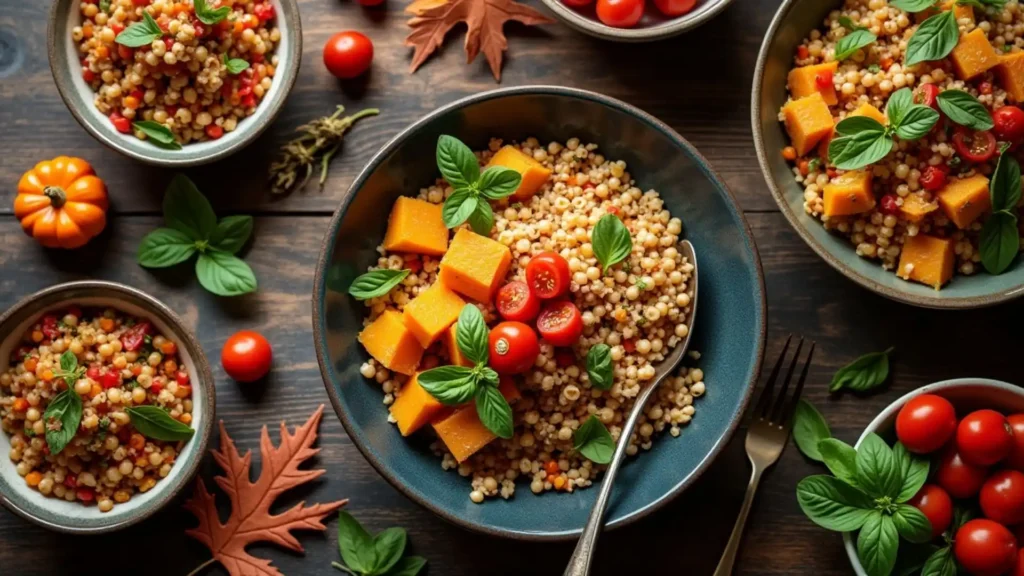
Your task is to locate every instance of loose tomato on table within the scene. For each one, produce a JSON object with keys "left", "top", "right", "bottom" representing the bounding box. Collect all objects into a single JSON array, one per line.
[
  {"left": 895, "top": 394, "right": 957, "bottom": 453},
  {"left": 936, "top": 445, "right": 989, "bottom": 499},
  {"left": 953, "top": 126, "right": 997, "bottom": 163},
  {"left": 957, "top": 409, "right": 1014, "bottom": 466},
  {"left": 919, "top": 165, "right": 948, "bottom": 192},
  {"left": 994, "top": 105, "right": 1024, "bottom": 143},
  {"left": 653, "top": 0, "right": 696, "bottom": 16},
  {"left": 954, "top": 519, "right": 1018, "bottom": 576},
  {"left": 536, "top": 301, "right": 583, "bottom": 347},
  {"left": 595, "top": 0, "right": 644, "bottom": 28},
  {"left": 323, "top": 31, "right": 374, "bottom": 79},
  {"left": 495, "top": 281, "right": 541, "bottom": 322},
  {"left": 980, "top": 469, "right": 1024, "bottom": 525},
  {"left": 907, "top": 484, "right": 953, "bottom": 540},
  {"left": 222, "top": 330, "right": 273, "bottom": 382},
  {"left": 488, "top": 321, "right": 539, "bottom": 375},
  {"left": 525, "top": 252, "right": 571, "bottom": 299},
  {"left": 1006, "top": 413, "right": 1024, "bottom": 470}
]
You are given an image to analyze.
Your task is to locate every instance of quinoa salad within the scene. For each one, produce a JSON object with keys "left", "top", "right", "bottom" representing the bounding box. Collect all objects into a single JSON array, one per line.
[
  {"left": 0, "top": 308, "right": 195, "bottom": 511},
  {"left": 779, "top": 0, "right": 1024, "bottom": 290},
  {"left": 353, "top": 136, "right": 702, "bottom": 503}
]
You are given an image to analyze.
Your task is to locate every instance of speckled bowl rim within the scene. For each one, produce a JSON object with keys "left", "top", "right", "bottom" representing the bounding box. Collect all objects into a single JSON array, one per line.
[
  {"left": 751, "top": 0, "right": 1024, "bottom": 309},
  {"left": 0, "top": 280, "right": 215, "bottom": 534},
  {"left": 311, "top": 85, "right": 767, "bottom": 541},
  {"left": 46, "top": 0, "right": 302, "bottom": 167},
  {"left": 538, "top": 0, "right": 734, "bottom": 42}
]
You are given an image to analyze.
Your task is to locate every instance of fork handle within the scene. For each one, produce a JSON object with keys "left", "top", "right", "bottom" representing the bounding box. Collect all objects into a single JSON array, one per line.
[{"left": 712, "top": 464, "right": 764, "bottom": 576}]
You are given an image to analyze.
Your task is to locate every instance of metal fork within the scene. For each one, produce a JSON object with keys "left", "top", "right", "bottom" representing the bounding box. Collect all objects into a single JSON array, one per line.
[{"left": 712, "top": 335, "right": 815, "bottom": 576}]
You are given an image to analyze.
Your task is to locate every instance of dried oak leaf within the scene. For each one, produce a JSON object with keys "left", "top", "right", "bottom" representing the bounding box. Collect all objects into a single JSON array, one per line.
[
  {"left": 405, "top": 0, "right": 554, "bottom": 81},
  {"left": 184, "top": 405, "right": 346, "bottom": 576}
]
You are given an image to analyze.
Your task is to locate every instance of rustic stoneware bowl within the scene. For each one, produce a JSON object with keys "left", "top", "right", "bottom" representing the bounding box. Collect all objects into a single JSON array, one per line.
[
  {"left": 313, "top": 86, "right": 766, "bottom": 540},
  {"left": 0, "top": 281, "right": 215, "bottom": 533},
  {"left": 47, "top": 0, "right": 301, "bottom": 166},
  {"left": 752, "top": 0, "right": 1024, "bottom": 308},
  {"left": 539, "top": 0, "right": 733, "bottom": 42},
  {"left": 842, "top": 378, "right": 1024, "bottom": 574}
]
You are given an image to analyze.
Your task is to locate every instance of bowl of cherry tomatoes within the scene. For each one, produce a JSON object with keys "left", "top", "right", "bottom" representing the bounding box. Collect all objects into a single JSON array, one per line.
[
  {"left": 844, "top": 378, "right": 1024, "bottom": 576},
  {"left": 538, "top": 0, "right": 731, "bottom": 42}
]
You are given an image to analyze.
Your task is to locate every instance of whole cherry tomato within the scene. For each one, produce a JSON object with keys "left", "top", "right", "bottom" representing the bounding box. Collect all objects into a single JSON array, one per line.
[
  {"left": 525, "top": 252, "right": 571, "bottom": 299},
  {"left": 323, "top": 31, "right": 373, "bottom": 79},
  {"left": 1005, "top": 413, "right": 1024, "bottom": 470},
  {"left": 907, "top": 484, "right": 953, "bottom": 540},
  {"left": 561, "top": 0, "right": 594, "bottom": 6},
  {"left": 953, "top": 126, "right": 998, "bottom": 163},
  {"left": 895, "top": 394, "right": 957, "bottom": 454},
  {"left": 496, "top": 280, "right": 541, "bottom": 322},
  {"left": 994, "top": 106, "right": 1024, "bottom": 143},
  {"left": 488, "top": 321, "right": 540, "bottom": 375},
  {"left": 913, "top": 83, "right": 939, "bottom": 110},
  {"left": 980, "top": 469, "right": 1024, "bottom": 525},
  {"left": 954, "top": 519, "right": 1018, "bottom": 576},
  {"left": 1013, "top": 549, "right": 1024, "bottom": 576},
  {"left": 958, "top": 409, "right": 1014, "bottom": 466},
  {"left": 653, "top": 0, "right": 696, "bottom": 16},
  {"left": 596, "top": 0, "right": 644, "bottom": 28},
  {"left": 536, "top": 301, "right": 584, "bottom": 347},
  {"left": 936, "top": 445, "right": 989, "bottom": 499},
  {"left": 221, "top": 330, "right": 273, "bottom": 382},
  {"left": 919, "top": 165, "right": 948, "bottom": 192}
]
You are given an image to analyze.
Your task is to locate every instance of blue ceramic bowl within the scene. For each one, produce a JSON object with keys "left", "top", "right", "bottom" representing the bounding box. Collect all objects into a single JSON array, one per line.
[{"left": 312, "top": 86, "right": 766, "bottom": 540}]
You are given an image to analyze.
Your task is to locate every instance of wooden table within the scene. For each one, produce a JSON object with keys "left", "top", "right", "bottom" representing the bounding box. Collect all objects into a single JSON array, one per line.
[{"left": 2, "top": 0, "right": 1022, "bottom": 574}]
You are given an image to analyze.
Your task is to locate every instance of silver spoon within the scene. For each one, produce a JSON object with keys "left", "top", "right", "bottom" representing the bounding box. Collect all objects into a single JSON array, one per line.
[{"left": 563, "top": 239, "right": 699, "bottom": 576}]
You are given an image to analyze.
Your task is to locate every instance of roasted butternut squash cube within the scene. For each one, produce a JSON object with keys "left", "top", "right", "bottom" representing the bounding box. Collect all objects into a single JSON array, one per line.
[
  {"left": 915, "top": 0, "right": 973, "bottom": 24},
  {"left": 951, "top": 29, "right": 1000, "bottom": 80},
  {"left": 900, "top": 193, "right": 940, "bottom": 223},
  {"left": 402, "top": 282, "right": 466, "bottom": 347},
  {"left": 439, "top": 228, "right": 512, "bottom": 303},
  {"left": 358, "top": 310, "right": 424, "bottom": 376},
  {"left": 997, "top": 52, "right": 1024, "bottom": 103},
  {"left": 787, "top": 62, "right": 839, "bottom": 106},
  {"left": 431, "top": 378, "right": 520, "bottom": 463},
  {"left": 444, "top": 324, "right": 473, "bottom": 367},
  {"left": 823, "top": 170, "right": 875, "bottom": 217},
  {"left": 485, "top": 145, "right": 552, "bottom": 201},
  {"left": 389, "top": 373, "right": 449, "bottom": 436},
  {"left": 383, "top": 196, "right": 449, "bottom": 256},
  {"left": 849, "top": 103, "right": 887, "bottom": 125},
  {"left": 936, "top": 174, "right": 991, "bottom": 229},
  {"left": 897, "top": 234, "right": 955, "bottom": 290},
  {"left": 783, "top": 93, "right": 835, "bottom": 156}
]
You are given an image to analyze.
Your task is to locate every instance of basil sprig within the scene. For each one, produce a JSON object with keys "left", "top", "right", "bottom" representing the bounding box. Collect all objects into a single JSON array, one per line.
[
  {"left": 906, "top": 11, "right": 959, "bottom": 66},
  {"left": 586, "top": 344, "right": 613, "bottom": 390},
  {"left": 126, "top": 406, "right": 195, "bottom": 441},
  {"left": 573, "top": 415, "right": 614, "bottom": 464},
  {"left": 835, "top": 29, "right": 877, "bottom": 61},
  {"left": 935, "top": 90, "right": 994, "bottom": 130},
  {"left": 980, "top": 149, "right": 1022, "bottom": 274},
  {"left": 194, "top": 0, "right": 231, "bottom": 25},
  {"left": 348, "top": 269, "right": 410, "bottom": 300},
  {"left": 792, "top": 399, "right": 830, "bottom": 462},
  {"left": 889, "top": 0, "right": 938, "bottom": 11},
  {"left": 115, "top": 11, "right": 162, "bottom": 48},
  {"left": 132, "top": 120, "right": 182, "bottom": 150},
  {"left": 137, "top": 174, "right": 257, "bottom": 296},
  {"left": 592, "top": 213, "right": 633, "bottom": 272},
  {"left": 42, "top": 351, "right": 86, "bottom": 455},
  {"left": 222, "top": 53, "right": 250, "bottom": 75},
  {"left": 829, "top": 347, "right": 893, "bottom": 393},
  {"left": 829, "top": 90, "right": 938, "bottom": 170},
  {"left": 333, "top": 511, "right": 426, "bottom": 576},
  {"left": 436, "top": 135, "right": 522, "bottom": 236}
]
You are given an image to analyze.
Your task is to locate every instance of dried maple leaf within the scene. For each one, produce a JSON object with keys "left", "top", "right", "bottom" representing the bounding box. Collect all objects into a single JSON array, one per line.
[
  {"left": 405, "top": 0, "right": 554, "bottom": 81},
  {"left": 184, "top": 405, "right": 346, "bottom": 576}
]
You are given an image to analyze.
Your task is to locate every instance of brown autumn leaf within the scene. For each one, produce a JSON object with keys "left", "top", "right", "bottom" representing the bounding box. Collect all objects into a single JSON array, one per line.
[
  {"left": 405, "top": 0, "right": 555, "bottom": 81},
  {"left": 184, "top": 405, "right": 346, "bottom": 576}
]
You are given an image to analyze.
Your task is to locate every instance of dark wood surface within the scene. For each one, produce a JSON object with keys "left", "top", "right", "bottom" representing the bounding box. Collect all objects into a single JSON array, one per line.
[{"left": 1, "top": 0, "right": 1021, "bottom": 574}]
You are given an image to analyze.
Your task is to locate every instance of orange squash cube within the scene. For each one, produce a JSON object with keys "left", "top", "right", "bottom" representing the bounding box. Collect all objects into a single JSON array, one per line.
[
  {"left": 788, "top": 62, "right": 839, "bottom": 105},
  {"left": 431, "top": 378, "right": 520, "bottom": 463},
  {"left": 439, "top": 228, "right": 513, "bottom": 303},
  {"left": 383, "top": 196, "right": 449, "bottom": 256},
  {"left": 849, "top": 103, "right": 887, "bottom": 125},
  {"left": 485, "top": 145, "right": 552, "bottom": 201},
  {"left": 389, "top": 373, "right": 448, "bottom": 436},
  {"left": 936, "top": 174, "right": 991, "bottom": 229},
  {"left": 823, "top": 170, "right": 875, "bottom": 217},
  {"left": 900, "top": 193, "right": 940, "bottom": 223},
  {"left": 402, "top": 281, "right": 466, "bottom": 347},
  {"left": 444, "top": 324, "right": 473, "bottom": 367},
  {"left": 897, "top": 234, "right": 955, "bottom": 290},
  {"left": 997, "top": 52, "right": 1024, "bottom": 103},
  {"left": 358, "top": 310, "right": 424, "bottom": 376},
  {"left": 783, "top": 93, "right": 835, "bottom": 156},
  {"left": 951, "top": 29, "right": 1000, "bottom": 80},
  {"left": 916, "top": 0, "right": 973, "bottom": 24}
]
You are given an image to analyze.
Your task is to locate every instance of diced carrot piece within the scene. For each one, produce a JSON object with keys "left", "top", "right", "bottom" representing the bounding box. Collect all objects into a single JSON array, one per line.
[
  {"left": 383, "top": 196, "right": 449, "bottom": 256},
  {"left": 897, "top": 234, "right": 955, "bottom": 289},
  {"left": 358, "top": 310, "right": 424, "bottom": 375},
  {"left": 823, "top": 170, "right": 875, "bottom": 216},
  {"left": 389, "top": 373, "right": 448, "bottom": 436},
  {"left": 915, "top": 0, "right": 973, "bottom": 24},
  {"left": 849, "top": 103, "right": 887, "bottom": 125},
  {"left": 787, "top": 61, "right": 839, "bottom": 105},
  {"left": 900, "top": 193, "right": 940, "bottom": 223},
  {"left": 402, "top": 282, "right": 465, "bottom": 347},
  {"left": 439, "top": 228, "right": 513, "bottom": 303},
  {"left": 951, "top": 29, "right": 1000, "bottom": 80},
  {"left": 444, "top": 324, "right": 473, "bottom": 367},
  {"left": 485, "top": 146, "right": 552, "bottom": 201},
  {"left": 997, "top": 52, "right": 1024, "bottom": 103},
  {"left": 782, "top": 93, "right": 835, "bottom": 156},
  {"left": 431, "top": 378, "right": 520, "bottom": 463},
  {"left": 936, "top": 174, "right": 991, "bottom": 229}
]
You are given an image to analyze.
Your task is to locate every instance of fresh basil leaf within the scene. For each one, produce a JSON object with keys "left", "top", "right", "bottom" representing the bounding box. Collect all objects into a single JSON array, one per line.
[
  {"left": 43, "top": 389, "right": 83, "bottom": 455},
  {"left": 115, "top": 11, "right": 162, "bottom": 47},
  {"left": 59, "top": 350, "right": 77, "bottom": 373},
  {"left": 952, "top": 505, "right": 977, "bottom": 532},
  {"left": 195, "top": 251, "right": 258, "bottom": 296},
  {"left": 838, "top": 15, "right": 865, "bottom": 30},
  {"left": 792, "top": 399, "right": 830, "bottom": 462},
  {"left": 892, "top": 504, "right": 933, "bottom": 544},
  {"left": 857, "top": 512, "right": 899, "bottom": 576},
  {"left": 991, "top": 150, "right": 1022, "bottom": 211},
  {"left": 937, "top": 90, "right": 995, "bottom": 130},
  {"left": 477, "top": 166, "right": 522, "bottom": 200},
  {"left": 894, "top": 442, "right": 929, "bottom": 503},
  {"left": 467, "top": 201, "right": 494, "bottom": 235},
  {"left": 455, "top": 304, "right": 489, "bottom": 365},
  {"left": 382, "top": 556, "right": 427, "bottom": 576},
  {"left": 920, "top": 546, "right": 956, "bottom": 576},
  {"left": 885, "top": 88, "right": 914, "bottom": 127},
  {"left": 573, "top": 415, "right": 615, "bottom": 465},
  {"left": 194, "top": 0, "right": 231, "bottom": 25},
  {"left": 818, "top": 438, "right": 861, "bottom": 488},
  {"left": 348, "top": 269, "right": 410, "bottom": 300},
  {"left": 417, "top": 366, "right": 477, "bottom": 405},
  {"left": 137, "top": 228, "right": 198, "bottom": 268},
  {"left": 906, "top": 11, "right": 959, "bottom": 66},
  {"left": 835, "top": 116, "right": 887, "bottom": 137},
  {"left": 436, "top": 135, "right": 480, "bottom": 190},
  {"left": 479, "top": 367, "right": 499, "bottom": 387},
  {"left": 894, "top": 106, "right": 940, "bottom": 140},
  {"left": 475, "top": 383, "right": 513, "bottom": 439},
  {"left": 133, "top": 120, "right": 182, "bottom": 150},
  {"left": 592, "top": 213, "right": 632, "bottom": 271},
  {"left": 99, "top": 0, "right": 111, "bottom": 12},
  {"left": 209, "top": 215, "right": 253, "bottom": 254},
  {"left": 371, "top": 527, "right": 407, "bottom": 575},
  {"left": 221, "top": 54, "right": 250, "bottom": 75},
  {"left": 586, "top": 344, "right": 613, "bottom": 391},
  {"left": 978, "top": 0, "right": 1008, "bottom": 11},
  {"left": 835, "top": 29, "right": 877, "bottom": 61},
  {"left": 890, "top": 0, "right": 939, "bottom": 11},
  {"left": 164, "top": 174, "right": 217, "bottom": 241},
  {"left": 441, "top": 189, "right": 477, "bottom": 229},
  {"left": 980, "top": 211, "right": 1020, "bottom": 274},
  {"left": 829, "top": 130, "right": 893, "bottom": 171},
  {"left": 125, "top": 406, "right": 195, "bottom": 441},
  {"left": 336, "top": 511, "right": 377, "bottom": 574},
  {"left": 796, "top": 475, "right": 874, "bottom": 531},
  {"left": 830, "top": 348, "right": 893, "bottom": 392},
  {"left": 856, "top": 433, "right": 903, "bottom": 499}
]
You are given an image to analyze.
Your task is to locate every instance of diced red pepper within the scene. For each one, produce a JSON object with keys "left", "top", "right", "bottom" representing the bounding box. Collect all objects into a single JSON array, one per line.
[
  {"left": 130, "top": 89, "right": 144, "bottom": 101},
  {"left": 556, "top": 351, "right": 575, "bottom": 368},
  {"left": 120, "top": 322, "right": 152, "bottom": 352},
  {"left": 237, "top": 85, "right": 253, "bottom": 97},
  {"left": 253, "top": 3, "right": 276, "bottom": 21},
  {"left": 879, "top": 194, "right": 899, "bottom": 215},
  {"left": 193, "top": 23, "right": 206, "bottom": 38},
  {"left": 623, "top": 339, "right": 636, "bottom": 353},
  {"left": 814, "top": 70, "right": 833, "bottom": 90},
  {"left": 110, "top": 112, "right": 131, "bottom": 134},
  {"left": 64, "top": 475, "right": 78, "bottom": 488},
  {"left": 252, "top": 52, "right": 264, "bottom": 64},
  {"left": 163, "top": 36, "right": 175, "bottom": 51},
  {"left": 205, "top": 125, "right": 224, "bottom": 139},
  {"left": 76, "top": 488, "right": 95, "bottom": 502},
  {"left": 110, "top": 21, "right": 124, "bottom": 35},
  {"left": 117, "top": 45, "right": 134, "bottom": 61},
  {"left": 41, "top": 315, "right": 60, "bottom": 340},
  {"left": 100, "top": 371, "right": 121, "bottom": 389},
  {"left": 241, "top": 94, "right": 256, "bottom": 108},
  {"left": 165, "top": 104, "right": 179, "bottom": 117},
  {"left": 82, "top": 69, "right": 96, "bottom": 82},
  {"left": 175, "top": 371, "right": 190, "bottom": 386},
  {"left": 150, "top": 382, "right": 163, "bottom": 394}
]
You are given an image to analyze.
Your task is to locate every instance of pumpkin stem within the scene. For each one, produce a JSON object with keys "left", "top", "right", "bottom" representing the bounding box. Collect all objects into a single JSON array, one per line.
[{"left": 43, "top": 186, "right": 67, "bottom": 208}]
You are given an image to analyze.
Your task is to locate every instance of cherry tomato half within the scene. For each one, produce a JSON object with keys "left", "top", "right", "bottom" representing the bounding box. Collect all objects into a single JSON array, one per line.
[
  {"left": 953, "top": 126, "right": 998, "bottom": 164},
  {"left": 913, "top": 83, "right": 939, "bottom": 110},
  {"left": 653, "top": 0, "right": 696, "bottom": 16},
  {"left": 221, "top": 330, "right": 273, "bottom": 383},
  {"left": 323, "top": 31, "right": 373, "bottom": 80},
  {"left": 980, "top": 469, "right": 1024, "bottom": 525},
  {"left": 994, "top": 106, "right": 1024, "bottom": 143},
  {"left": 536, "top": 301, "right": 584, "bottom": 347},
  {"left": 525, "top": 252, "right": 571, "bottom": 300},
  {"left": 488, "top": 321, "right": 540, "bottom": 375},
  {"left": 936, "top": 445, "right": 989, "bottom": 499},
  {"left": 908, "top": 484, "right": 953, "bottom": 540},
  {"left": 1006, "top": 413, "right": 1024, "bottom": 471},
  {"left": 596, "top": 0, "right": 644, "bottom": 28},
  {"left": 895, "top": 394, "right": 957, "bottom": 454},
  {"left": 919, "top": 165, "right": 948, "bottom": 192},
  {"left": 958, "top": 409, "right": 1014, "bottom": 466},
  {"left": 954, "top": 519, "right": 1018, "bottom": 576},
  {"left": 496, "top": 281, "right": 541, "bottom": 322}
]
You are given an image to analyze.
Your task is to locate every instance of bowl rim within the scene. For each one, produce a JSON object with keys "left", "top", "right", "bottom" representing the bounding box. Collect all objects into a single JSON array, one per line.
[
  {"left": 750, "top": 0, "right": 1024, "bottom": 310},
  {"left": 0, "top": 280, "right": 216, "bottom": 534},
  {"left": 45, "top": 0, "right": 302, "bottom": 167},
  {"left": 536, "top": 0, "right": 735, "bottom": 42},
  {"left": 840, "top": 377, "right": 1021, "bottom": 574},
  {"left": 311, "top": 84, "right": 767, "bottom": 541}
]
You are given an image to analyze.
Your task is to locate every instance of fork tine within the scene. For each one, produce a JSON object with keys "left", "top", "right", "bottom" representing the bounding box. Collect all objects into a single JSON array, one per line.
[
  {"left": 752, "top": 334, "right": 792, "bottom": 419},
  {"left": 769, "top": 338, "right": 805, "bottom": 423},
  {"left": 779, "top": 341, "right": 815, "bottom": 426}
]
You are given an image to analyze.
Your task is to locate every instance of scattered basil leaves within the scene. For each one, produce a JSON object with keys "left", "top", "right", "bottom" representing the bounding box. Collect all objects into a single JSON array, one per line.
[
  {"left": 126, "top": 406, "right": 195, "bottom": 441},
  {"left": 42, "top": 388, "right": 83, "bottom": 455},
  {"left": 475, "top": 384, "right": 513, "bottom": 439},
  {"left": 115, "top": 11, "right": 162, "bottom": 47},
  {"left": 222, "top": 53, "right": 250, "bottom": 75},
  {"left": 132, "top": 120, "right": 182, "bottom": 150},
  {"left": 936, "top": 90, "right": 994, "bottom": 130},
  {"left": 194, "top": 0, "right": 231, "bottom": 25},
  {"left": 980, "top": 150, "right": 1021, "bottom": 275},
  {"left": 890, "top": 0, "right": 939, "bottom": 11},
  {"left": 455, "top": 305, "right": 489, "bottom": 365},
  {"left": 792, "top": 399, "right": 830, "bottom": 462},
  {"left": 348, "top": 270, "right": 410, "bottom": 300},
  {"left": 333, "top": 511, "right": 426, "bottom": 576},
  {"left": 829, "top": 347, "right": 893, "bottom": 393},
  {"left": 417, "top": 366, "right": 478, "bottom": 405},
  {"left": 573, "top": 415, "right": 615, "bottom": 465},
  {"left": 837, "top": 15, "right": 866, "bottom": 30},
  {"left": 906, "top": 11, "right": 959, "bottom": 66},
  {"left": 835, "top": 29, "right": 878, "bottom": 61},
  {"left": 592, "top": 213, "right": 633, "bottom": 272},
  {"left": 586, "top": 344, "right": 613, "bottom": 391},
  {"left": 436, "top": 135, "right": 522, "bottom": 235}
]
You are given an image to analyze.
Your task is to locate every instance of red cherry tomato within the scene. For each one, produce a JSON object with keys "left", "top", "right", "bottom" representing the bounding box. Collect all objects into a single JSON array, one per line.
[
  {"left": 653, "top": 0, "right": 696, "bottom": 16},
  {"left": 323, "top": 31, "right": 373, "bottom": 80},
  {"left": 913, "top": 83, "right": 939, "bottom": 109},
  {"left": 895, "top": 394, "right": 957, "bottom": 454},
  {"left": 488, "top": 321, "right": 540, "bottom": 375},
  {"left": 953, "top": 126, "right": 998, "bottom": 163},
  {"left": 221, "top": 331, "right": 273, "bottom": 383},
  {"left": 120, "top": 322, "right": 152, "bottom": 352},
  {"left": 954, "top": 519, "right": 1018, "bottom": 576},
  {"left": 100, "top": 371, "right": 121, "bottom": 389},
  {"left": 994, "top": 106, "right": 1024, "bottom": 142},
  {"left": 596, "top": 0, "right": 644, "bottom": 28},
  {"left": 919, "top": 166, "right": 948, "bottom": 192},
  {"left": 525, "top": 252, "right": 571, "bottom": 299},
  {"left": 561, "top": 0, "right": 594, "bottom": 6},
  {"left": 981, "top": 470, "right": 1024, "bottom": 525},
  {"left": 536, "top": 301, "right": 584, "bottom": 347},
  {"left": 879, "top": 194, "right": 899, "bottom": 215},
  {"left": 1006, "top": 414, "right": 1024, "bottom": 470},
  {"left": 936, "top": 445, "right": 989, "bottom": 499},
  {"left": 907, "top": 484, "right": 953, "bottom": 540},
  {"left": 109, "top": 112, "right": 131, "bottom": 134},
  {"left": 1012, "top": 549, "right": 1024, "bottom": 576},
  {"left": 958, "top": 409, "right": 1014, "bottom": 466},
  {"left": 496, "top": 281, "right": 541, "bottom": 322}
]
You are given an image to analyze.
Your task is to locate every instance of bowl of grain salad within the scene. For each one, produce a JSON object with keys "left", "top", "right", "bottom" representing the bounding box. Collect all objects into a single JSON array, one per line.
[
  {"left": 313, "top": 86, "right": 766, "bottom": 540},
  {"left": 47, "top": 0, "right": 301, "bottom": 166},
  {"left": 0, "top": 281, "right": 214, "bottom": 534},
  {"left": 755, "top": 0, "right": 1024, "bottom": 308}
]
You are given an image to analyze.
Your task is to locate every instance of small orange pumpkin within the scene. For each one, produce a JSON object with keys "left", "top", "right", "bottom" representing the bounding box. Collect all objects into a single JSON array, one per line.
[{"left": 15, "top": 156, "right": 109, "bottom": 249}]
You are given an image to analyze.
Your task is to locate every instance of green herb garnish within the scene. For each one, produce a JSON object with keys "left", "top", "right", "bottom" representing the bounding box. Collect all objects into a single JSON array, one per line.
[
  {"left": 436, "top": 135, "right": 522, "bottom": 236},
  {"left": 935, "top": 90, "right": 994, "bottom": 130},
  {"left": 829, "top": 348, "right": 894, "bottom": 393},
  {"left": 906, "top": 11, "right": 959, "bottom": 66},
  {"left": 348, "top": 270, "right": 410, "bottom": 300},
  {"left": 132, "top": 120, "right": 182, "bottom": 150},
  {"left": 194, "top": 0, "right": 231, "bottom": 25},
  {"left": 573, "top": 415, "right": 614, "bottom": 465},
  {"left": 222, "top": 53, "right": 250, "bottom": 75},
  {"left": 592, "top": 213, "right": 632, "bottom": 272},
  {"left": 332, "top": 511, "right": 426, "bottom": 576},
  {"left": 792, "top": 399, "right": 830, "bottom": 462},
  {"left": 829, "top": 88, "right": 938, "bottom": 170},
  {"left": 980, "top": 149, "right": 1022, "bottom": 274},
  {"left": 115, "top": 11, "right": 162, "bottom": 48},
  {"left": 586, "top": 344, "right": 612, "bottom": 391},
  {"left": 125, "top": 406, "right": 195, "bottom": 441},
  {"left": 835, "top": 29, "right": 877, "bottom": 61}
]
